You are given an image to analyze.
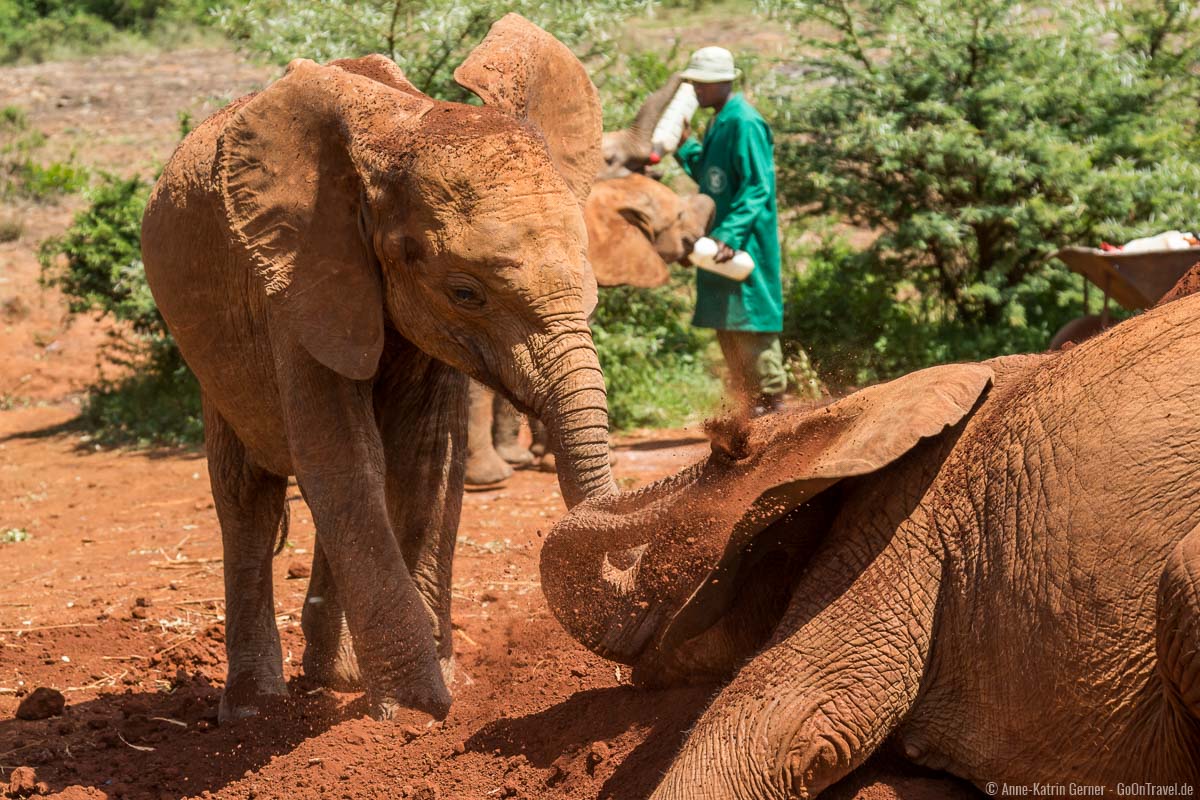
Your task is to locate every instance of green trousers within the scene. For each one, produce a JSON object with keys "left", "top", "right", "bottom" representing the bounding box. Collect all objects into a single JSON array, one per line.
[{"left": 715, "top": 330, "right": 787, "bottom": 400}]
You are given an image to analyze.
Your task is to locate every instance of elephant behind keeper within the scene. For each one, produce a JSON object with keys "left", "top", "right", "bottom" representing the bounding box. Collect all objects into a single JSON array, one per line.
[{"left": 140, "top": 15, "right": 616, "bottom": 722}]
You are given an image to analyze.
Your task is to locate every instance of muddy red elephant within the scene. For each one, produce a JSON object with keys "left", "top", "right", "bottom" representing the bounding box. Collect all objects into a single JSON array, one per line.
[
  {"left": 543, "top": 292, "right": 1200, "bottom": 796},
  {"left": 140, "top": 15, "right": 617, "bottom": 721}
]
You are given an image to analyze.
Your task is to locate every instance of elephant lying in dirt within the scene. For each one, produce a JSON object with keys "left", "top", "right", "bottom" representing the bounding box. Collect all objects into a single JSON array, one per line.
[
  {"left": 466, "top": 174, "right": 715, "bottom": 485},
  {"left": 543, "top": 292, "right": 1200, "bottom": 797},
  {"left": 140, "top": 14, "right": 617, "bottom": 722}
]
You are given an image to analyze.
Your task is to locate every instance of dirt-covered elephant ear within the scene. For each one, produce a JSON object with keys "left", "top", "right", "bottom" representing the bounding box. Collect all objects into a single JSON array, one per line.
[
  {"left": 584, "top": 179, "right": 671, "bottom": 288},
  {"left": 217, "top": 59, "right": 433, "bottom": 381},
  {"left": 454, "top": 13, "right": 603, "bottom": 206},
  {"left": 540, "top": 362, "right": 995, "bottom": 668}
]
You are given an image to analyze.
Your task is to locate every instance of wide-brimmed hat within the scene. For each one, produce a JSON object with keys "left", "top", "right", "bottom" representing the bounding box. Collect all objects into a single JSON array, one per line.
[{"left": 679, "top": 46, "right": 739, "bottom": 83}]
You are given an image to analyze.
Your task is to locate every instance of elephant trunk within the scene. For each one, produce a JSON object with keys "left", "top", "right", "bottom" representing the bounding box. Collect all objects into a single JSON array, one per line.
[
  {"left": 539, "top": 462, "right": 706, "bottom": 665},
  {"left": 528, "top": 326, "right": 617, "bottom": 509}
]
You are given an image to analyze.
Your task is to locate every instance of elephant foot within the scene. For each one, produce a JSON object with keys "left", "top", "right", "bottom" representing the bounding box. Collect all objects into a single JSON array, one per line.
[
  {"left": 302, "top": 633, "right": 365, "bottom": 692},
  {"left": 218, "top": 670, "right": 288, "bottom": 723},
  {"left": 495, "top": 442, "right": 535, "bottom": 467},
  {"left": 367, "top": 675, "right": 452, "bottom": 722},
  {"left": 465, "top": 446, "right": 513, "bottom": 486}
]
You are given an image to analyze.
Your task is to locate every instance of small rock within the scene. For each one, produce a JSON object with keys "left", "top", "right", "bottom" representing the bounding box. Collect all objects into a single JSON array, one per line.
[
  {"left": 16, "top": 687, "right": 65, "bottom": 720},
  {"left": 131, "top": 606, "right": 149, "bottom": 620},
  {"left": 7, "top": 766, "right": 36, "bottom": 796},
  {"left": 135, "top": 597, "right": 152, "bottom": 607},
  {"left": 588, "top": 741, "right": 610, "bottom": 764},
  {"left": 400, "top": 724, "right": 424, "bottom": 742},
  {"left": 500, "top": 781, "right": 520, "bottom": 798},
  {"left": 451, "top": 740, "right": 466, "bottom": 756},
  {"left": 286, "top": 561, "right": 311, "bottom": 579}
]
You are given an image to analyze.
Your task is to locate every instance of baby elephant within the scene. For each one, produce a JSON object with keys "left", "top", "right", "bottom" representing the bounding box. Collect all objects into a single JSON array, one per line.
[
  {"left": 543, "top": 293, "right": 1200, "bottom": 796},
  {"left": 141, "top": 15, "right": 617, "bottom": 722}
]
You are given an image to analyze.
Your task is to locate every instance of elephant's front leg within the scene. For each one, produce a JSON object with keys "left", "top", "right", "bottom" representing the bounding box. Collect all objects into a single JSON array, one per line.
[
  {"left": 381, "top": 359, "right": 469, "bottom": 685},
  {"left": 204, "top": 398, "right": 289, "bottom": 722},
  {"left": 651, "top": 517, "right": 943, "bottom": 800},
  {"left": 303, "top": 355, "right": 467, "bottom": 691},
  {"left": 281, "top": 349, "right": 450, "bottom": 720}
]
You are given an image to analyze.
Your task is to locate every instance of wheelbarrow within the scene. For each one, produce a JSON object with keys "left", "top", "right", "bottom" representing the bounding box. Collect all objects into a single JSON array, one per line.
[{"left": 1048, "top": 246, "right": 1200, "bottom": 349}]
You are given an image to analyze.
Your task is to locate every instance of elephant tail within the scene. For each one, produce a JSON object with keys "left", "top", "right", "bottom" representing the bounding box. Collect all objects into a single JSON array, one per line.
[{"left": 273, "top": 500, "right": 290, "bottom": 556}]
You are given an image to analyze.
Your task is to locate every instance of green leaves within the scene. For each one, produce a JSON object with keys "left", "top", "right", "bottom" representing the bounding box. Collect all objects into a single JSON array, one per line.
[
  {"left": 770, "top": 0, "right": 1200, "bottom": 382},
  {"left": 212, "top": 0, "right": 646, "bottom": 101},
  {"left": 590, "top": 271, "right": 721, "bottom": 430}
]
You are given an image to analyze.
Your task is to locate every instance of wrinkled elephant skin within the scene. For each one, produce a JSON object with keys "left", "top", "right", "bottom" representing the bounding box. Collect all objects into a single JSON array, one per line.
[{"left": 544, "top": 294, "right": 1200, "bottom": 797}]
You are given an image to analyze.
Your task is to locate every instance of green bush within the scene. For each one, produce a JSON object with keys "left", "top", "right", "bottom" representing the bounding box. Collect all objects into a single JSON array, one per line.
[
  {"left": 767, "top": 0, "right": 1200, "bottom": 383},
  {"left": 0, "top": 0, "right": 222, "bottom": 63},
  {"left": 40, "top": 175, "right": 158, "bottom": 331},
  {"left": 591, "top": 271, "right": 722, "bottom": 430}
]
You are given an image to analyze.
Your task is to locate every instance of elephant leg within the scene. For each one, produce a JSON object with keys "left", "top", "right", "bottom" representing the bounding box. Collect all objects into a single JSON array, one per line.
[
  {"left": 650, "top": 517, "right": 942, "bottom": 800},
  {"left": 465, "top": 379, "right": 513, "bottom": 486},
  {"left": 204, "top": 397, "right": 289, "bottom": 722},
  {"left": 300, "top": 536, "right": 362, "bottom": 690},
  {"left": 278, "top": 347, "right": 450, "bottom": 720},
  {"left": 379, "top": 357, "right": 468, "bottom": 687},
  {"left": 492, "top": 393, "right": 534, "bottom": 467},
  {"left": 1157, "top": 522, "right": 1200, "bottom": 749},
  {"left": 303, "top": 353, "right": 465, "bottom": 694}
]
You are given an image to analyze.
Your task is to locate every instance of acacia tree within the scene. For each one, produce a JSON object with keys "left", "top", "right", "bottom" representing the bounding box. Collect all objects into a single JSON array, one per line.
[{"left": 767, "top": 0, "right": 1200, "bottom": 378}]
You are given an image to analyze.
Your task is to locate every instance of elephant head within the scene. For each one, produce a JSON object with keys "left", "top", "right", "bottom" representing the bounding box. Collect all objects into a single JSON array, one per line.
[
  {"left": 585, "top": 174, "right": 715, "bottom": 288},
  {"left": 217, "top": 14, "right": 615, "bottom": 506},
  {"left": 540, "top": 363, "right": 993, "bottom": 683},
  {"left": 600, "top": 73, "right": 685, "bottom": 180}
]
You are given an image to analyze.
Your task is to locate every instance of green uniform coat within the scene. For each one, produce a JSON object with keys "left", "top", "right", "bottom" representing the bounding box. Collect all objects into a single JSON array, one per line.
[{"left": 676, "top": 93, "right": 782, "bottom": 332}]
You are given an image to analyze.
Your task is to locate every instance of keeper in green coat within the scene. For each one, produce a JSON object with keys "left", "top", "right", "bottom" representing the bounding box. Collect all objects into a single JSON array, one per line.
[{"left": 676, "top": 46, "right": 786, "bottom": 416}]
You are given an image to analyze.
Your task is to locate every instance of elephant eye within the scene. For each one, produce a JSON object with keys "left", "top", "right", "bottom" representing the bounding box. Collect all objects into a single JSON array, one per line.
[{"left": 449, "top": 282, "right": 485, "bottom": 310}]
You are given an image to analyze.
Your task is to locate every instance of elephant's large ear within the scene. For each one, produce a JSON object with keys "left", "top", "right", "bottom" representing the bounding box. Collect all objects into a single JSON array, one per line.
[
  {"left": 541, "top": 362, "right": 994, "bottom": 665},
  {"left": 584, "top": 180, "right": 671, "bottom": 288},
  {"left": 454, "top": 13, "right": 602, "bottom": 206},
  {"left": 218, "top": 59, "right": 432, "bottom": 380}
]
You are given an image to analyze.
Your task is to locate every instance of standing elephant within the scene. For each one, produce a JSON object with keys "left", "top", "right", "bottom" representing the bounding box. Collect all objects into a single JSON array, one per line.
[
  {"left": 542, "top": 293, "right": 1200, "bottom": 796},
  {"left": 465, "top": 173, "right": 715, "bottom": 485},
  {"left": 140, "top": 14, "right": 616, "bottom": 722}
]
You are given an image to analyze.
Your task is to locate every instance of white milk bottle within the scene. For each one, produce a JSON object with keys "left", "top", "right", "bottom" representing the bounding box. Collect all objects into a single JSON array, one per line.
[
  {"left": 650, "top": 82, "right": 699, "bottom": 158},
  {"left": 690, "top": 237, "right": 755, "bottom": 281}
]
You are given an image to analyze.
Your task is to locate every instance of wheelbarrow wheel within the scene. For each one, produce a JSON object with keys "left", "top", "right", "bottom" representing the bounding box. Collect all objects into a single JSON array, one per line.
[{"left": 1049, "top": 314, "right": 1109, "bottom": 351}]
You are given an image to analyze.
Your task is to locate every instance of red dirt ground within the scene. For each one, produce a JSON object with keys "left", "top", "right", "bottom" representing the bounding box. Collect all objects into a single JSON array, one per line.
[{"left": 0, "top": 402, "right": 714, "bottom": 800}]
